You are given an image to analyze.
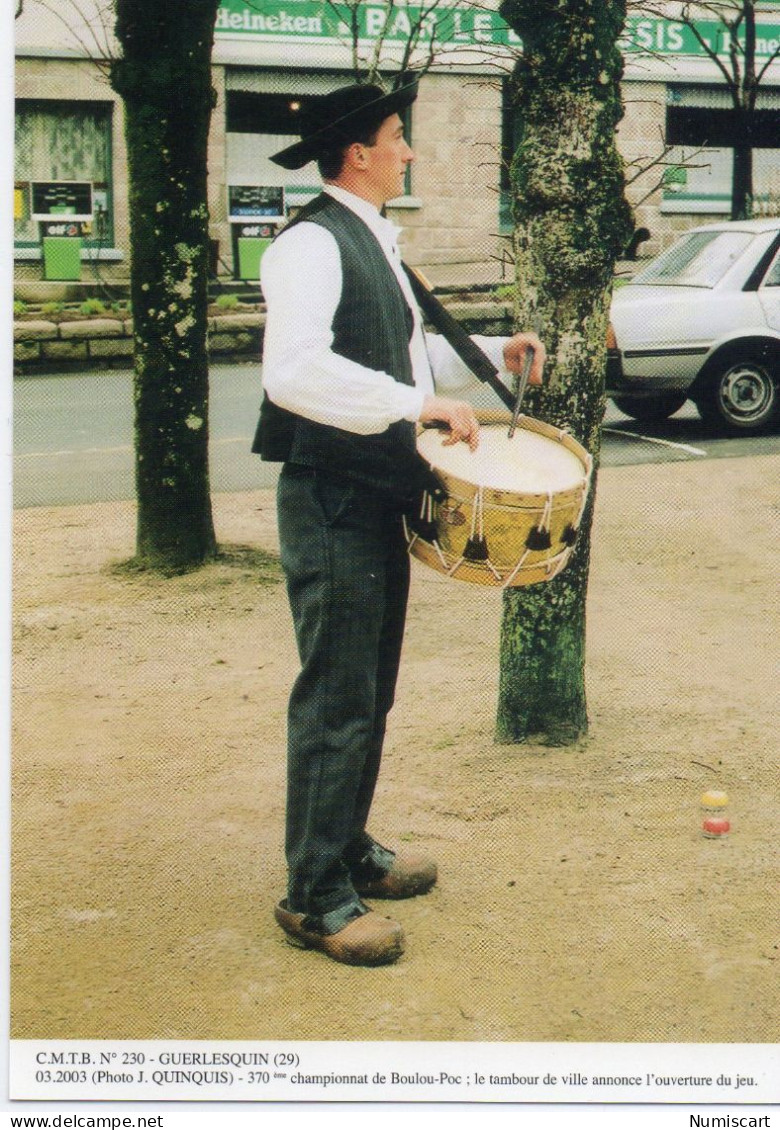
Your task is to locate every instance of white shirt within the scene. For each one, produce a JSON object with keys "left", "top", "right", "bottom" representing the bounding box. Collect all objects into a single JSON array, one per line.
[{"left": 260, "top": 183, "right": 510, "bottom": 435}]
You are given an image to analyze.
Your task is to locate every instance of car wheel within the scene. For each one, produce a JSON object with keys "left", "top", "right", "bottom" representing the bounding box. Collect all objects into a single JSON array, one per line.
[
  {"left": 611, "top": 393, "right": 687, "bottom": 422},
  {"left": 696, "top": 348, "right": 779, "bottom": 434}
]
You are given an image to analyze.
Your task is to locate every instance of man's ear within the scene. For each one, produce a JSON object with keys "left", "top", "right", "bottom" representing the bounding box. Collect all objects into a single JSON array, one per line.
[{"left": 345, "top": 141, "right": 368, "bottom": 170}]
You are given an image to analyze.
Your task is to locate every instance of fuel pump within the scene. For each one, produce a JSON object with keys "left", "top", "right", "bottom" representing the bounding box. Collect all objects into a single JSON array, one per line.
[
  {"left": 31, "top": 181, "right": 94, "bottom": 281},
  {"left": 227, "top": 185, "right": 284, "bottom": 281}
]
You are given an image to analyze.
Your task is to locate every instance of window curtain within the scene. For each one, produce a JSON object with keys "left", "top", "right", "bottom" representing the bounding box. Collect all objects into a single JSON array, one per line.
[{"left": 15, "top": 102, "right": 112, "bottom": 243}]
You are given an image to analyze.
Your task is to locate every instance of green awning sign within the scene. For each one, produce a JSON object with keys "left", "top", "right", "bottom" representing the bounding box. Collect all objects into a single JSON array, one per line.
[
  {"left": 214, "top": 1, "right": 779, "bottom": 59},
  {"left": 215, "top": 1, "right": 520, "bottom": 46},
  {"left": 620, "top": 16, "right": 779, "bottom": 58}
]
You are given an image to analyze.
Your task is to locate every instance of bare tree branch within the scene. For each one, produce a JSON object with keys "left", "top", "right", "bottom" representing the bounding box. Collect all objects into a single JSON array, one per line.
[
  {"left": 320, "top": 0, "right": 496, "bottom": 86},
  {"left": 676, "top": 2, "right": 740, "bottom": 92},
  {"left": 631, "top": 0, "right": 780, "bottom": 111},
  {"left": 629, "top": 0, "right": 776, "bottom": 218},
  {"left": 625, "top": 143, "right": 709, "bottom": 186},
  {"left": 756, "top": 42, "right": 780, "bottom": 84},
  {"left": 33, "top": 0, "right": 116, "bottom": 71}
]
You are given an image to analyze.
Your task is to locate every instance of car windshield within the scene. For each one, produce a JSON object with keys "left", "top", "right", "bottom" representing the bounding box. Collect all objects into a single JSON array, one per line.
[
  {"left": 763, "top": 250, "right": 780, "bottom": 287},
  {"left": 630, "top": 230, "right": 755, "bottom": 288}
]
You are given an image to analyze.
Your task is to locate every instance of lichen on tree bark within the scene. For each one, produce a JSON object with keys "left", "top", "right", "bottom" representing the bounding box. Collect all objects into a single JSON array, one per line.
[
  {"left": 496, "top": 0, "right": 634, "bottom": 744},
  {"left": 110, "top": 1, "right": 219, "bottom": 572}
]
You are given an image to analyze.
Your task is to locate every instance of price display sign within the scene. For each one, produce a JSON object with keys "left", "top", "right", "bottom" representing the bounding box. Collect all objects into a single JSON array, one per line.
[
  {"left": 31, "top": 182, "right": 94, "bottom": 221},
  {"left": 228, "top": 185, "right": 284, "bottom": 220}
]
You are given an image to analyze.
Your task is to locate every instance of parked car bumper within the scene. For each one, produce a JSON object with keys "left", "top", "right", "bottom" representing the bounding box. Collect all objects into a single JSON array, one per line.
[
  {"left": 605, "top": 347, "right": 701, "bottom": 397},
  {"left": 605, "top": 347, "right": 626, "bottom": 393}
]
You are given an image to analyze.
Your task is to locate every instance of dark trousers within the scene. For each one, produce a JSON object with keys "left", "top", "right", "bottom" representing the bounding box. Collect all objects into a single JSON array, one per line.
[{"left": 277, "top": 464, "right": 410, "bottom": 920}]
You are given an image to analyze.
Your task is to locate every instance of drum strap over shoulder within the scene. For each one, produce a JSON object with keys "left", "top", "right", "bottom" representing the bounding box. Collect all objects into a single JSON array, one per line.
[{"left": 402, "top": 262, "right": 516, "bottom": 412}]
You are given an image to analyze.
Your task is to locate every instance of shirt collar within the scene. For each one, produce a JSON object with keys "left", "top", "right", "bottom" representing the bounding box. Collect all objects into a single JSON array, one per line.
[{"left": 323, "top": 184, "right": 402, "bottom": 253}]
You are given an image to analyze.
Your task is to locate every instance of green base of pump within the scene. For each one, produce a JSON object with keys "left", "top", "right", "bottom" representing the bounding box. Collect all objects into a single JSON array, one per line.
[
  {"left": 237, "top": 237, "right": 272, "bottom": 281},
  {"left": 42, "top": 237, "right": 82, "bottom": 281}
]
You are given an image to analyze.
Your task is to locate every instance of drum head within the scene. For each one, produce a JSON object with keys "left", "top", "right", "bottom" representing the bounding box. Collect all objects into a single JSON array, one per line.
[{"left": 417, "top": 421, "right": 586, "bottom": 495}]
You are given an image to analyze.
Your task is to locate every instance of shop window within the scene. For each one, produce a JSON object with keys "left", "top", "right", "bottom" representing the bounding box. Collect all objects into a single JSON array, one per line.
[
  {"left": 227, "top": 90, "right": 308, "bottom": 136},
  {"left": 14, "top": 100, "right": 114, "bottom": 247},
  {"left": 667, "top": 103, "right": 780, "bottom": 148},
  {"left": 225, "top": 87, "right": 414, "bottom": 210},
  {"left": 663, "top": 85, "right": 780, "bottom": 213}
]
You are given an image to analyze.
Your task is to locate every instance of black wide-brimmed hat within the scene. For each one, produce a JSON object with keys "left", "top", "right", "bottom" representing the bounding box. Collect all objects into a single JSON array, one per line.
[{"left": 270, "top": 73, "right": 419, "bottom": 170}]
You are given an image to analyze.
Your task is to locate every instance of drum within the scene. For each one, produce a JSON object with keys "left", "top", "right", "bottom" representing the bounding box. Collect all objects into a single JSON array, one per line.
[{"left": 405, "top": 416, "right": 593, "bottom": 588}]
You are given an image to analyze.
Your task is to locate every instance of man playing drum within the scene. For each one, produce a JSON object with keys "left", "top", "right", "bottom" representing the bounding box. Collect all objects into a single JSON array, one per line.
[{"left": 253, "top": 73, "right": 545, "bottom": 966}]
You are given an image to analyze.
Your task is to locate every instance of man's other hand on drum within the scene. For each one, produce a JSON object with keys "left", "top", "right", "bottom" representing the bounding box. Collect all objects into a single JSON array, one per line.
[
  {"left": 419, "top": 331, "right": 545, "bottom": 451},
  {"left": 420, "top": 396, "right": 481, "bottom": 450}
]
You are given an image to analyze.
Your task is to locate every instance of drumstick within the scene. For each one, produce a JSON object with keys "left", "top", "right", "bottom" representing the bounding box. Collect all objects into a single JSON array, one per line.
[{"left": 507, "top": 346, "right": 535, "bottom": 440}]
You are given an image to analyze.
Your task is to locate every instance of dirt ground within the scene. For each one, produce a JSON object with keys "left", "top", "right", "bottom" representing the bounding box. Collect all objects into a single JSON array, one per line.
[{"left": 10, "top": 453, "right": 779, "bottom": 1044}]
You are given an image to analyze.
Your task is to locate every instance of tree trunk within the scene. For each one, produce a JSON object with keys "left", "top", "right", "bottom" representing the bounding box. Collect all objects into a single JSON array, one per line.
[
  {"left": 496, "top": 0, "right": 634, "bottom": 744},
  {"left": 110, "top": 1, "right": 219, "bottom": 572},
  {"left": 731, "top": 145, "right": 754, "bottom": 221},
  {"left": 735, "top": 0, "right": 757, "bottom": 221}
]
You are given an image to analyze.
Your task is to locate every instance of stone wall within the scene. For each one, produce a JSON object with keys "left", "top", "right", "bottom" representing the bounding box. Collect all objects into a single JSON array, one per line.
[
  {"left": 13, "top": 306, "right": 514, "bottom": 374},
  {"left": 393, "top": 72, "right": 506, "bottom": 269},
  {"left": 14, "top": 313, "right": 266, "bottom": 373}
]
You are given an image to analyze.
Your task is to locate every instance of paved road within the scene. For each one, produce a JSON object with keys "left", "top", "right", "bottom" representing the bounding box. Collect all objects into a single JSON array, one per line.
[{"left": 13, "top": 363, "right": 780, "bottom": 507}]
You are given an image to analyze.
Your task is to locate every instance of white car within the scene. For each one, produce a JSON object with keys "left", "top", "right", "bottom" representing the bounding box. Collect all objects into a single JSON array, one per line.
[{"left": 606, "top": 218, "right": 780, "bottom": 433}]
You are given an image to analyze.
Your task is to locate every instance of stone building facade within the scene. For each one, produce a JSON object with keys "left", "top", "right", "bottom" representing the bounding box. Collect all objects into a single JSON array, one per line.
[{"left": 13, "top": 1, "right": 780, "bottom": 292}]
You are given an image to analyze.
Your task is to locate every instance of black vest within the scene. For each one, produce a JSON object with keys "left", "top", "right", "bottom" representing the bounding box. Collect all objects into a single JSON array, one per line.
[{"left": 251, "top": 194, "right": 420, "bottom": 498}]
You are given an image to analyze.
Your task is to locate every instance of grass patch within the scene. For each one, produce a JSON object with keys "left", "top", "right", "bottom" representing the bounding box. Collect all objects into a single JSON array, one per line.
[
  {"left": 109, "top": 543, "right": 282, "bottom": 585},
  {"left": 213, "top": 543, "right": 282, "bottom": 582},
  {"left": 493, "top": 283, "right": 515, "bottom": 301},
  {"left": 79, "top": 298, "right": 109, "bottom": 316}
]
